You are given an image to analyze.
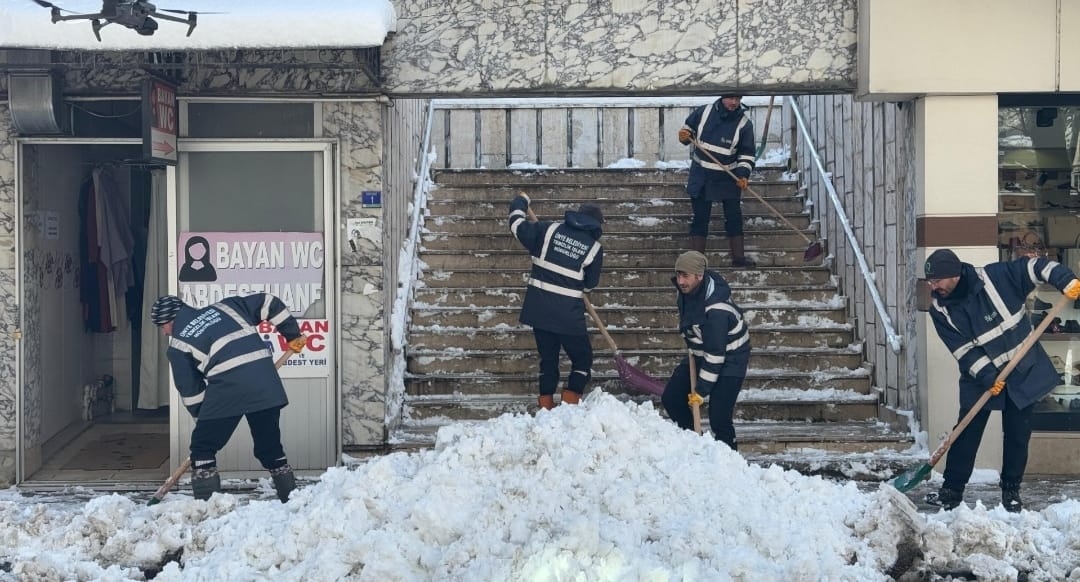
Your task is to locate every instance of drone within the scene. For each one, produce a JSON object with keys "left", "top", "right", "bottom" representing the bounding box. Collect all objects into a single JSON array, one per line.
[{"left": 31, "top": 0, "right": 219, "bottom": 41}]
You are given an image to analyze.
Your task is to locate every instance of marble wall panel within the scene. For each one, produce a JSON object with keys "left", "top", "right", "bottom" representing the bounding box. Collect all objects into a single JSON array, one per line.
[
  {"left": 339, "top": 265, "right": 385, "bottom": 447},
  {"left": 0, "top": 105, "right": 16, "bottom": 483},
  {"left": 384, "top": 0, "right": 857, "bottom": 95},
  {"left": 323, "top": 103, "right": 386, "bottom": 447},
  {"left": 55, "top": 50, "right": 379, "bottom": 95},
  {"left": 737, "top": 0, "right": 857, "bottom": 88}
]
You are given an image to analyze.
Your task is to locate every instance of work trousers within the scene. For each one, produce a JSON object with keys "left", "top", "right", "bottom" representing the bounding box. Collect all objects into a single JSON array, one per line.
[
  {"left": 190, "top": 406, "right": 288, "bottom": 471},
  {"left": 662, "top": 356, "right": 744, "bottom": 450},
  {"left": 689, "top": 197, "right": 744, "bottom": 238},
  {"left": 942, "top": 395, "right": 1034, "bottom": 491},
  {"left": 533, "top": 328, "right": 593, "bottom": 396}
]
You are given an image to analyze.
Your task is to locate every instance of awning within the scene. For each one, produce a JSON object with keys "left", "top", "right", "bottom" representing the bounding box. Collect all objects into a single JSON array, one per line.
[{"left": 0, "top": 0, "right": 396, "bottom": 50}]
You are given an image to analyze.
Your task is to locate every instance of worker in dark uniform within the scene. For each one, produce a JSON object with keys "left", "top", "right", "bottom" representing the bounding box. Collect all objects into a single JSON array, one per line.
[
  {"left": 662, "top": 251, "right": 751, "bottom": 448},
  {"left": 509, "top": 193, "right": 604, "bottom": 410},
  {"left": 924, "top": 249, "right": 1080, "bottom": 512},
  {"left": 150, "top": 293, "right": 307, "bottom": 502},
  {"left": 678, "top": 95, "right": 757, "bottom": 268}
]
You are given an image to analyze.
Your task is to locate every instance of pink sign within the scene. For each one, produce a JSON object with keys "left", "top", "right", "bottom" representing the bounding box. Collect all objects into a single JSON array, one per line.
[{"left": 177, "top": 232, "right": 324, "bottom": 316}]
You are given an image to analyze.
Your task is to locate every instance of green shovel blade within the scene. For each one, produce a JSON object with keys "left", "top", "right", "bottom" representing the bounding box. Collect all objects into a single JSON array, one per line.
[
  {"left": 892, "top": 462, "right": 933, "bottom": 492},
  {"left": 147, "top": 496, "right": 162, "bottom": 506}
]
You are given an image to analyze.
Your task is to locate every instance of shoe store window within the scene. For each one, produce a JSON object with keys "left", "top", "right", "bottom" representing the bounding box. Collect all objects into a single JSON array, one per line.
[{"left": 999, "top": 96, "right": 1080, "bottom": 430}]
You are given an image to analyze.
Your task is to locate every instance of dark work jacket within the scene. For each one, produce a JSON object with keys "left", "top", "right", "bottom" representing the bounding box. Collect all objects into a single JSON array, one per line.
[
  {"left": 682, "top": 101, "right": 757, "bottom": 202},
  {"left": 166, "top": 294, "right": 302, "bottom": 420},
  {"left": 509, "top": 195, "right": 603, "bottom": 335},
  {"left": 674, "top": 270, "right": 751, "bottom": 395},
  {"left": 930, "top": 258, "right": 1077, "bottom": 410}
]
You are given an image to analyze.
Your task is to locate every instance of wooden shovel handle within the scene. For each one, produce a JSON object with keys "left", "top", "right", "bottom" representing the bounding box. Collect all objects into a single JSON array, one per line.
[
  {"left": 584, "top": 296, "right": 620, "bottom": 354},
  {"left": 687, "top": 350, "right": 703, "bottom": 435},
  {"left": 691, "top": 138, "right": 813, "bottom": 245},
  {"left": 149, "top": 349, "right": 295, "bottom": 504},
  {"left": 928, "top": 293, "right": 1071, "bottom": 466}
]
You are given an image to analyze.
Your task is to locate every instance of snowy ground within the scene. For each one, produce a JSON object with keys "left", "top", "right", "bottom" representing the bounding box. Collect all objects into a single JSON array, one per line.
[{"left": 3, "top": 393, "right": 1080, "bottom": 581}]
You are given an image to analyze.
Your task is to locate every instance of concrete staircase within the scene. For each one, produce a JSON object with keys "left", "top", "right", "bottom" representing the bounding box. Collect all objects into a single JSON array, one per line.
[{"left": 396, "top": 168, "right": 915, "bottom": 477}]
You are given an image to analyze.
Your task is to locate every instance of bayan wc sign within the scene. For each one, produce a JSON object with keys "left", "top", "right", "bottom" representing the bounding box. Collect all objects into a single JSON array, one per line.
[{"left": 177, "top": 231, "right": 328, "bottom": 378}]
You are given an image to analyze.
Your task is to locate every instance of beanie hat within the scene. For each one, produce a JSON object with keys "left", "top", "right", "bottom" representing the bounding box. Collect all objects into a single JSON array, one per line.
[
  {"left": 720, "top": 94, "right": 741, "bottom": 100},
  {"left": 675, "top": 251, "right": 707, "bottom": 275},
  {"left": 578, "top": 203, "right": 604, "bottom": 224},
  {"left": 150, "top": 295, "right": 185, "bottom": 325},
  {"left": 924, "top": 249, "right": 962, "bottom": 279}
]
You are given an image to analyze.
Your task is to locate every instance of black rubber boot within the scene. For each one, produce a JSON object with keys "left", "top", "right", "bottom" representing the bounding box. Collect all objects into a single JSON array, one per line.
[
  {"left": 270, "top": 464, "right": 296, "bottom": 503},
  {"left": 925, "top": 486, "right": 963, "bottom": 510},
  {"left": 191, "top": 467, "right": 221, "bottom": 501},
  {"left": 729, "top": 236, "right": 756, "bottom": 268},
  {"left": 1002, "top": 483, "right": 1022, "bottom": 513}
]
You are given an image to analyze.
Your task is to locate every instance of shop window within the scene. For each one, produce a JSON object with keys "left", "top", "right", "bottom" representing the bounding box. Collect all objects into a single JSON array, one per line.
[
  {"left": 185, "top": 102, "right": 314, "bottom": 138},
  {"left": 999, "top": 99, "right": 1080, "bottom": 430},
  {"left": 69, "top": 99, "right": 142, "bottom": 138}
]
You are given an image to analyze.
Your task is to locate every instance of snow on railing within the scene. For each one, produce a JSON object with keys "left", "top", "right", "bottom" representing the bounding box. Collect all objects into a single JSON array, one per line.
[{"left": 789, "top": 97, "right": 902, "bottom": 354}]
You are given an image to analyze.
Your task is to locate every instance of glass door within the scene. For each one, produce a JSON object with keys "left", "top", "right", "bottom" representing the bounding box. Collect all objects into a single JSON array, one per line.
[{"left": 168, "top": 140, "right": 337, "bottom": 473}]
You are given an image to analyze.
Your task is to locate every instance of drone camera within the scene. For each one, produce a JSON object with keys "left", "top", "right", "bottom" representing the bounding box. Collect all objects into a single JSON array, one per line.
[{"left": 136, "top": 17, "right": 158, "bottom": 36}]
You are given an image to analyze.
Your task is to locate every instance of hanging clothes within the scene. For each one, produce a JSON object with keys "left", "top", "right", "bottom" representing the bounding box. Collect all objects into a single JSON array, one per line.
[
  {"left": 78, "top": 166, "right": 136, "bottom": 332},
  {"left": 138, "top": 175, "right": 170, "bottom": 409}
]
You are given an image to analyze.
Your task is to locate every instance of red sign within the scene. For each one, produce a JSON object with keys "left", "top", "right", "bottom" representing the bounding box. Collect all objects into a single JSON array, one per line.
[{"left": 143, "top": 77, "right": 178, "bottom": 165}]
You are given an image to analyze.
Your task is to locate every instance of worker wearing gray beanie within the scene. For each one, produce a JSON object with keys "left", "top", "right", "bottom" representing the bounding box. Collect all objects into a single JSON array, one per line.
[{"left": 662, "top": 251, "right": 751, "bottom": 448}]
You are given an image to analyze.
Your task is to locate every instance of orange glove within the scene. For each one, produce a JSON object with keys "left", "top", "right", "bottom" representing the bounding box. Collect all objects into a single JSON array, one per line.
[
  {"left": 1066, "top": 279, "right": 1080, "bottom": 300},
  {"left": 688, "top": 392, "right": 704, "bottom": 407},
  {"left": 735, "top": 177, "right": 749, "bottom": 190},
  {"left": 288, "top": 335, "right": 308, "bottom": 353},
  {"left": 990, "top": 379, "right": 1005, "bottom": 396},
  {"left": 678, "top": 128, "right": 692, "bottom": 145}
]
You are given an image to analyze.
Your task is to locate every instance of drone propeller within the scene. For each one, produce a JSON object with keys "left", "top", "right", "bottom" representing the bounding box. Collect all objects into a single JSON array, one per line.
[
  {"left": 29, "top": 0, "right": 71, "bottom": 10},
  {"left": 157, "top": 8, "right": 226, "bottom": 15}
]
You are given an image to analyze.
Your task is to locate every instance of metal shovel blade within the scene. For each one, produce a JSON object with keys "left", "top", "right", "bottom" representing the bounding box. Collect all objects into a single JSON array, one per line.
[
  {"left": 892, "top": 462, "right": 932, "bottom": 493},
  {"left": 615, "top": 354, "right": 666, "bottom": 396}
]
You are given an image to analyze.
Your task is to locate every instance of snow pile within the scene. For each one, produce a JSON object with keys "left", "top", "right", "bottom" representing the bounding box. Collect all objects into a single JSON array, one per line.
[{"left": 4, "top": 393, "right": 1080, "bottom": 579}]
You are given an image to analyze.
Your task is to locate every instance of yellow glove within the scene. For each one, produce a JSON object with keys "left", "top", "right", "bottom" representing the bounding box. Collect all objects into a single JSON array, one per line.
[
  {"left": 990, "top": 379, "right": 1005, "bottom": 396},
  {"left": 678, "top": 128, "right": 692, "bottom": 145},
  {"left": 688, "top": 392, "right": 704, "bottom": 407},
  {"left": 1066, "top": 279, "right": 1080, "bottom": 300},
  {"left": 288, "top": 335, "right": 308, "bottom": 353},
  {"left": 735, "top": 177, "right": 749, "bottom": 190}
]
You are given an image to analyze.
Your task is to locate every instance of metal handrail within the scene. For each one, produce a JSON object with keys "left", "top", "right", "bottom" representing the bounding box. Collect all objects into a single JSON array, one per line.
[
  {"left": 789, "top": 97, "right": 903, "bottom": 354},
  {"left": 388, "top": 101, "right": 437, "bottom": 422}
]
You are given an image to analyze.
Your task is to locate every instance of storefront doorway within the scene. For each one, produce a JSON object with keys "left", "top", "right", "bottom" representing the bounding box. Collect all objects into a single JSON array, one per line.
[
  {"left": 169, "top": 140, "right": 338, "bottom": 475},
  {"left": 17, "top": 140, "right": 170, "bottom": 486}
]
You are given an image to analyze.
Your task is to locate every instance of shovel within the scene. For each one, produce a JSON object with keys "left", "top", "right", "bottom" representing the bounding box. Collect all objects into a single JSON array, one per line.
[
  {"left": 147, "top": 349, "right": 295, "bottom": 506},
  {"left": 583, "top": 296, "right": 667, "bottom": 396},
  {"left": 892, "top": 293, "right": 1071, "bottom": 492},
  {"left": 687, "top": 350, "right": 703, "bottom": 435},
  {"left": 523, "top": 202, "right": 667, "bottom": 396},
  {"left": 691, "top": 138, "right": 824, "bottom": 262}
]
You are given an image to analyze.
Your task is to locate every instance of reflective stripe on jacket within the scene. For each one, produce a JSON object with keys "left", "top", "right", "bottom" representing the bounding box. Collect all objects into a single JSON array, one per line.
[
  {"left": 930, "top": 257, "right": 1077, "bottom": 410},
  {"left": 167, "top": 293, "right": 301, "bottom": 420},
  {"left": 509, "top": 195, "right": 603, "bottom": 335},
  {"left": 674, "top": 270, "right": 751, "bottom": 394}
]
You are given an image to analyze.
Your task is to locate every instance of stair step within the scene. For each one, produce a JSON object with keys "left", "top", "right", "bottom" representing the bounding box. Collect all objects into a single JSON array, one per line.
[
  {"left": 429, "top": 201, "right": 809, "bottom": 219},
  {"left": 431, "top": 167, "right": 792, "bottom": 186},
  {"left": 431, "top": 182, "right": 801, "bottom": 201},
  {"left": 419, "top": 266, "right": 834, "bottom": 288},
  {"left": 405, "top": 370, "right": 873, "bottom": 396},
  {"left": 414, "top": 286, "right": 844, "bottom": 307},
  {"left": 405, "top": 348, "right": 865, "bottom": 375},
  {"left": 410, "top": 305, "right": 849, "bottom": 328},
  {"left": 424, "top": 215, "right": 813, "bottom": 234},
  {"left": 403, "top": 390, "right": 880, "bottom": 423},
  {"left": 408, "top": 326, "right": 853, "bottom": 350},
  {"left": 422, "top": 248, "right": 822, "bottom": 269},
  {"left": 392, "top": 418, "right": 913, "bottom": 457},
  {"left": 422, "top": 230, "right": 816, "bottom": 251}
]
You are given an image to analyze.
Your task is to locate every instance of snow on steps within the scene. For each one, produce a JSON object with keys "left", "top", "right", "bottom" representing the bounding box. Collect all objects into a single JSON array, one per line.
[{"left": 398, "top": 168, "right": 913, "bottom": 475}]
